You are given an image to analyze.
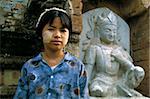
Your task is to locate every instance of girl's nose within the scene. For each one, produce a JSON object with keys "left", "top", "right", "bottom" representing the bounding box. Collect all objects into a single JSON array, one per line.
[{"left": 54, "top": 30, "right": 61, "bottom": 38}]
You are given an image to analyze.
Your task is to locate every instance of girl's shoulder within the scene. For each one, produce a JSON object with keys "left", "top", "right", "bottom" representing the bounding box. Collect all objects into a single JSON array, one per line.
[
  {"left": 64, "top": 52, "right": 84, "bottom": 68},
  {"left": 21, "top": 53, "right": 42, "bottom": 70}
]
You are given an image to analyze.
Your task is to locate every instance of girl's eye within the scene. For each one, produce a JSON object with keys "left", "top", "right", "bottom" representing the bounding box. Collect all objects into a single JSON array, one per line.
[
  {"left": 48, "top": 28, "right": 54, "bottom": 31},
  {"left": 60, "top": 29, "right": 67, "bottom": 33}
]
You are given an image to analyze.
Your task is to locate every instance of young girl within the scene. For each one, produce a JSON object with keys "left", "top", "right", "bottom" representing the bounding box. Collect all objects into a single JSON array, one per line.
[{"left": 14, "top": 7, "right": 88, "bottom": 99}]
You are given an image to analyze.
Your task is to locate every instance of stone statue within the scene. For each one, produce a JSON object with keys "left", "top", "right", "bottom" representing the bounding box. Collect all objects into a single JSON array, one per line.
[
  {"left": 116, "top": 66, "right": 145, "bottom": 97},
  {"left": 80, "top": 8, "right": 145, "bottom": 97}
]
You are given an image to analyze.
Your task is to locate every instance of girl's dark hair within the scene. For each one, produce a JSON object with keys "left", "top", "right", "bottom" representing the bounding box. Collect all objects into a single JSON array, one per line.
[{"left": 36, "top": 9, "right": 72, "bottom": 40}]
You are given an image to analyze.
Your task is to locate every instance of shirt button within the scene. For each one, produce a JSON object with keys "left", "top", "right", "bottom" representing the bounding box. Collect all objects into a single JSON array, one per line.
[{"left": 50, "top": 75, "right": 54, "bottom": 79}]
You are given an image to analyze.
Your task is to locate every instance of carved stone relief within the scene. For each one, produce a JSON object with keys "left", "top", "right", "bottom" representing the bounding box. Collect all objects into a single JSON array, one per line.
[
  {"left": 80, "top": 7, "right": 130, "bottom": 61},
  {"left": 80, "top": 7, "right": 145, "bottom": 97}
]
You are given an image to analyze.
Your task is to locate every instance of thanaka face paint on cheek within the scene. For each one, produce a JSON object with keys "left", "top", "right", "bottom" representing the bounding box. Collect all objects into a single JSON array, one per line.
[
  {"left": 42, "top": 31, "right": 53, "bottom": 43},
  {"left": 63, "top": 30, "right": 69, "bottom": 46}
]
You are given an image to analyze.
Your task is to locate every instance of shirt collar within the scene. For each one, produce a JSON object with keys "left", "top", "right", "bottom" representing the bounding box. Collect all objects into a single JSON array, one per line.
[
  {"left": 32, "top": 52, "right": 73, "bottom": 62},
  {"left": 63, "top": 52, "right": 74, "bottom": 62}
]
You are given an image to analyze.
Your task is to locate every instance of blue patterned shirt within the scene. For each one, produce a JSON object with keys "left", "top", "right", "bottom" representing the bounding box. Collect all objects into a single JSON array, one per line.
[{"left": 14, "top": 52, "right": 89, "bottom": 99}]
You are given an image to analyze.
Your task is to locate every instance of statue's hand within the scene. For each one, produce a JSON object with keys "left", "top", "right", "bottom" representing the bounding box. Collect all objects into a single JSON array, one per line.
[{"left": 111, "top": 48, "right": 125, "bottom": 60}]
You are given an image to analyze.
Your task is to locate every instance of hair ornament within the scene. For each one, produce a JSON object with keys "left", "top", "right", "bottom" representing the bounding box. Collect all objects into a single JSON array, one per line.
[{"left": 36, "top": 7, "right": 68, "bottom": 28}]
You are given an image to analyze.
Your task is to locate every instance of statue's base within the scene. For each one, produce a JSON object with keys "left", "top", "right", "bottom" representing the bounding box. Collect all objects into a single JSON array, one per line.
[{"left": 90, "top": 96, "right": 150, "bottom": 99}]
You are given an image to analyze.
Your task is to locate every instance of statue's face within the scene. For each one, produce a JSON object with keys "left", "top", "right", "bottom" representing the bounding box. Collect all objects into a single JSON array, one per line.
[{"left": 99, "top": 24, "right": 117, "bottom": 44}]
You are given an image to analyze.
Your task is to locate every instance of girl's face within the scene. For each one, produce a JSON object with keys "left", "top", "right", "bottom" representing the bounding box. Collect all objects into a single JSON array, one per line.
[{"left": 42, "top": 17, "right": 69, "bottom": 51}]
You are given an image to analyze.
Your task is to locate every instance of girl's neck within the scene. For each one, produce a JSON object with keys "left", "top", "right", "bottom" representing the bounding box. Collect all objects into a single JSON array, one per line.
[
  {"left": 43, "top": 48, "right": 64, "bottom": 59},
  {"left": 42, "top": 48, "right": 65, "bottom": 67}
]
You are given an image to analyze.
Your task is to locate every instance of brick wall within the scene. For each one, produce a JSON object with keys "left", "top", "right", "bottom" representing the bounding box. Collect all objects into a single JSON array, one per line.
[
  {"left": 66, "top": 0, "right": 83, "bottom": 57},
  {"left": 129, "top": 8, "right": 150, "bottom": 96}
]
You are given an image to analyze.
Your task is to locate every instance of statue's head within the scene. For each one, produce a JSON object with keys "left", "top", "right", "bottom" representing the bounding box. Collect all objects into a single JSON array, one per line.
[
  {"left": 126, "top": 66, "right": 145, "bottom": 88},
  {"left": 95, "top": 10, "right": 117, "bottom": 44}
]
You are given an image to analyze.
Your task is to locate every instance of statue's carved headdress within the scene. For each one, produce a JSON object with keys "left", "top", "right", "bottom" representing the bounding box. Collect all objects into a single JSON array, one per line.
[
  {"left": 90, "top": 9, "right": 118, "bottom": 43},
  {"left": 96, "top": 10, "right": 117, "bottom": 27}
]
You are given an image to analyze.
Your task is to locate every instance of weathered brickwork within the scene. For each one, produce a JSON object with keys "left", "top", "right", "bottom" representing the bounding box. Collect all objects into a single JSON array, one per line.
[
  {"left": 72, "top": 0, "right": 83, "bottom": 32},
  {"left": 0, "top": 0, "right": 28, "bottom": 31},
  {"left": 0, "top": 70, "right": 2, "bottom": 85},
  {"left": 120, "top": 0, "right": 149, "bottom": 18},
  {"left": 72, "top": 15, "right": 82, "bottom": 33},
  {"left": 3, "top": 70, "right": 20, "bottom": 86},
  {"left": 68, "top": 0, "right": 83, "bottom": 56},
  {"left": 129, "top": 9, "right": 150, "bottom": 96}
]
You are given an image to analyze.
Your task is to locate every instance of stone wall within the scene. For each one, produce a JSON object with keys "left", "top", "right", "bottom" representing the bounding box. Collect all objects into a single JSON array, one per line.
[
  {"left": 66, "top": 0, "right": 83, "bottom": 57},
  {"left": 0, "top": 0, "right": 28, "bottom": 31},
  {"left": 0, "top": 0, "right": 29, "bottom": 97},
  {"left": 128, "top": 8, "right": 150, "bottom": 96}
]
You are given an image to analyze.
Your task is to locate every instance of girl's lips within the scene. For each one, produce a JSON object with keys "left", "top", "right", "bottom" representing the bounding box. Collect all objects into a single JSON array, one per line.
[{"left": 51, "top": 40, "right": 62, "bottom": 45}]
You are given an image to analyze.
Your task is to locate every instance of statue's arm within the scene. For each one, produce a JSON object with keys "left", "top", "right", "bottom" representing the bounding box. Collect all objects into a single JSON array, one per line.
[
  {"left": 83, "top": 45, "right": 97, "bottom": 82},
  {"left": 111, "top": 47, "right": 134, "bottom": 69}
]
